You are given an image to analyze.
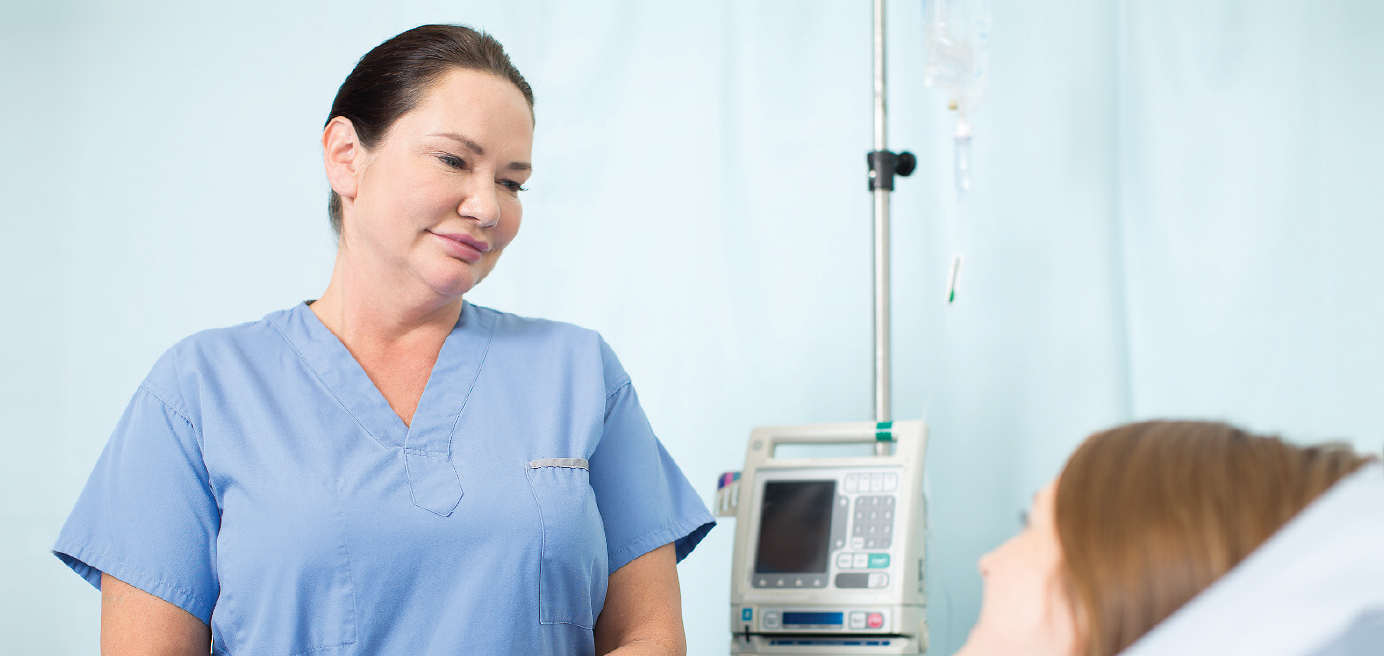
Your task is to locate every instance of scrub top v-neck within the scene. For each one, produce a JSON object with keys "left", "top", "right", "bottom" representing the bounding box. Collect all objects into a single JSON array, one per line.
[{"left": 54, "top": 301, "right": 715, "bottom": 656}]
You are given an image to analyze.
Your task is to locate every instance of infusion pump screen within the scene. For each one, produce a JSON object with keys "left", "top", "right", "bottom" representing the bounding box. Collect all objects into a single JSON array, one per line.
[{"left": 754, "top": 480, "right": 836, "bottom": 575}]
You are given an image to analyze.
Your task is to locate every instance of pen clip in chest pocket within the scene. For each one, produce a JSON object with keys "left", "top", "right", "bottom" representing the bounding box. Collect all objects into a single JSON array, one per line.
[{"left": 526, "top": 458, "right": 608, "bottom": 629}]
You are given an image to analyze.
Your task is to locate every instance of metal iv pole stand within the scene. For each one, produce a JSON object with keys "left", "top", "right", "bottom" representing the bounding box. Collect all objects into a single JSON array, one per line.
[{"left": 868, "top": 0, "right": 916, "bottom": 455}]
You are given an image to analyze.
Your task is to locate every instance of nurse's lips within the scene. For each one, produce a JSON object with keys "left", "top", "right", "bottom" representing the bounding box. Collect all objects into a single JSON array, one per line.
[{"left": 429, "top": 231, "right": 490, "bottom": 264}]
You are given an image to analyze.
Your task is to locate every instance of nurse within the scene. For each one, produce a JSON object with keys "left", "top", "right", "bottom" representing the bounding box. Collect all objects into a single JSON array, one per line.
[{"left": 54, "top": 24, "right": 714, "bottom": 656}]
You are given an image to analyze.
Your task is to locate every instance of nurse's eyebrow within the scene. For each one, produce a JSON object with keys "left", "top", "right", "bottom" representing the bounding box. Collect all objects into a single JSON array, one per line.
[
  {"left": 432, "top": 132, "right": 485, "bottom": 154},
  {"left": 430, "top": 132, "right": 532, "bottom": 172}
]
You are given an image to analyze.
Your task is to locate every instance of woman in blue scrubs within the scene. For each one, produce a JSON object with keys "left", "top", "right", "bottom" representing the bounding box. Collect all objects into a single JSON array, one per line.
[{"left": 54, "top": 25, "right": 714, "bottom": 656}]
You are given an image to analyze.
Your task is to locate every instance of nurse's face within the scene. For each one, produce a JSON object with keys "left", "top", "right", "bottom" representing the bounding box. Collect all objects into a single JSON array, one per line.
[
  {"left": 955, "top": 481, "right": 1080, "bottom": 656},
  {"left": 344, "top": 68, "right": 533, "bottom": 298}
]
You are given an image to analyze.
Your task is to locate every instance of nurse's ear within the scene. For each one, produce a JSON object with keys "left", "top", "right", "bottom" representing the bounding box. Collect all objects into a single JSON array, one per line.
[{"left": 323, "top": 117, "right": 365, "bottom": 203}]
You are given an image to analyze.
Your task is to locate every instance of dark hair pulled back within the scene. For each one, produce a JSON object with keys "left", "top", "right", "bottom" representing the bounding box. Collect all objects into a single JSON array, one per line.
[{"left": 325, "top": 24, "right": 534, "bottom": 236}]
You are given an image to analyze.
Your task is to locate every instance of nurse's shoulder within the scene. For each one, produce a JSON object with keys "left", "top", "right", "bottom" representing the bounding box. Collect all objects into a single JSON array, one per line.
[
  {"left": 136, "top": 307, "right": 302, "bottom": 430},
  {"left": 476, "top": 304, "right": 632, "bottom": 396}
]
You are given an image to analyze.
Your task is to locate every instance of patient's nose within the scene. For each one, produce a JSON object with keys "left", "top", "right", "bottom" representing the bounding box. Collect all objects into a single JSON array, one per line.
[{"left": 977, "top": 551, "right": 994, "bottom": 578}]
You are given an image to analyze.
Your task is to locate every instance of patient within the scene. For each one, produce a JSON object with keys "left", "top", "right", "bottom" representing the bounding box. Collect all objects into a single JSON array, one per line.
[{"left": 955, "top": 420, "right": 1378, "bottom": 656}]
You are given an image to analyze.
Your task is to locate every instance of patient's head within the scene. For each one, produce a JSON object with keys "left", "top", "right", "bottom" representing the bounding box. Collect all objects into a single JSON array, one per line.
[{"left": 957, "top": 420, "right": 1376, "bottom": 656}]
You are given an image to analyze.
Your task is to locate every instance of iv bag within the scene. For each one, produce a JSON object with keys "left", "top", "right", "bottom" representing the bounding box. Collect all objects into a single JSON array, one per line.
[
  {"left": 924, "top": 0, "right": 990, "bottom": 193},
  {"left": 925, "top": 0, "right": 991, "bottom": 304},
  {"left": 923, "top": 0, "right": 991, "bottom": 117}
]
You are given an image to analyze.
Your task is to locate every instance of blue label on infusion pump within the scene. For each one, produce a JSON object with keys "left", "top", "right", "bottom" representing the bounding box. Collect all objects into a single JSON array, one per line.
[
  {"left": 783, "top": 612, "right": 845, "bottom": 626},
  {"left": 742, "top": 608, "right": 753, "bottom": 621}
]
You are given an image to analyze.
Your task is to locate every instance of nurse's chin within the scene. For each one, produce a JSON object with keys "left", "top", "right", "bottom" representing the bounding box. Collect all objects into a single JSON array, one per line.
[{"left": 413, "top": 261, "right": 492, "bottom": 300}]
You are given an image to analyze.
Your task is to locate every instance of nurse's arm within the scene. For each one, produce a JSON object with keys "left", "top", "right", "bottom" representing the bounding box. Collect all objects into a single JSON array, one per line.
[
  {"left": 593, "top": 542, "right": 687, "bottom": 656},
  {"left": 100, "top": 573, "right": 211, "bottom": 655}
]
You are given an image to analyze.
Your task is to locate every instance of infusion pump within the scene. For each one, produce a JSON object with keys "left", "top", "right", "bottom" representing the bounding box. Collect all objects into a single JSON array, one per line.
[{"left": 717, "top": 421, "right": 928, "bottom": 655}]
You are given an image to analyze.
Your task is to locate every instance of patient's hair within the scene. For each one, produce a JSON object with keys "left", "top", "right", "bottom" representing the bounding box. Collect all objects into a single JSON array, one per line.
[{"left": 1054, "top": 421, "right": 1376, "bottom": 656}]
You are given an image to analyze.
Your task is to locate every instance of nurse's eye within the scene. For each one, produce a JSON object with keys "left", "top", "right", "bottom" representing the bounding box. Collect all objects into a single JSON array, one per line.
[
  {"left": 437, "top": 154, "right": 467, "bottom": 169},
  {"left": 499, "top": 179, "right": 528, "bottom": 193},
  {"left": 1018, "top": 510, "right": 1030, "bottom": 528}
]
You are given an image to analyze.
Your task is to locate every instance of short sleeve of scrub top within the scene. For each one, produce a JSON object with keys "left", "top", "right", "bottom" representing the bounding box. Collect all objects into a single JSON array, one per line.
[{"left": 54, "top": 302, "right": 716, "bottom": 656}]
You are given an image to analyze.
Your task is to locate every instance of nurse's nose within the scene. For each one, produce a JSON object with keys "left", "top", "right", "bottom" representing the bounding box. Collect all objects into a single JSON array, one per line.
[{"left": 458, "top": 181, "right": 500, "bottom": 228}]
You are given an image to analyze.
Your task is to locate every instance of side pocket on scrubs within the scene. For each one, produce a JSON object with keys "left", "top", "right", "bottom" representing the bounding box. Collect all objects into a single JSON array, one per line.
[
  {"left": 214, "top": 477, "right": 358, "bottom": 655},
  {"left": 526, "top": 459, "right": 609, "bottom": 629}
]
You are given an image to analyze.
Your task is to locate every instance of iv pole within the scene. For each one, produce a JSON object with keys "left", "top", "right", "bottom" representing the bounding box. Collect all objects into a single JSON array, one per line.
[{"left": 868, "top": 0, "right": 916, "bottom": 454}]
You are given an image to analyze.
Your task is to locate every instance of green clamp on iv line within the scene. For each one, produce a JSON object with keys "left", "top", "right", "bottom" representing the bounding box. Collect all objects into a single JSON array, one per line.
[{"left": 876, "top": 421, "right": 895, "bottom": 442}]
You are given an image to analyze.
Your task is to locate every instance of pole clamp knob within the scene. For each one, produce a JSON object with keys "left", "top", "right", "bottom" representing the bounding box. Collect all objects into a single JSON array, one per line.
[{"left": 867, "top": 150, "right": 916, "bottom": 191}]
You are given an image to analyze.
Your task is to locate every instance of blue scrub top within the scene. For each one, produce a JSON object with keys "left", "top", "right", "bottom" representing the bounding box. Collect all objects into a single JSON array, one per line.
[{"left": 54, "top": 302, "right": 715, "bottom": 655}]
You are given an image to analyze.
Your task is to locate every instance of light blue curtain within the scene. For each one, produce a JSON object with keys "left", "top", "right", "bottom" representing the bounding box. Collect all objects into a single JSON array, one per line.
[
  {"left": 1, "top": 1, "right": 1379, "bottom": 654},
  {"left": 1119, "top": 0, "right": 1384, "bottom": 445}
]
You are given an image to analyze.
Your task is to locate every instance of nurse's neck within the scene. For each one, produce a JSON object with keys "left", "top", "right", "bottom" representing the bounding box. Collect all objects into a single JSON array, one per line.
[
  {"left": 309, "top": 257, "right": 462, "bottom": 428},
  {"left": 312, "top": 247, "right": 463, "bottom": 345},
  {"left": 310, "top": 285, "right": 460, "bottom": 349}
]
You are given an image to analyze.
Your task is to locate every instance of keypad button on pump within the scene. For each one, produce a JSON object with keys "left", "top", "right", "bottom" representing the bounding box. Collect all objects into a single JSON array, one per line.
[
  {"left": 868, "top": 573, "right": 890, "bottom": 588},
  {"left": 867, "top": 612, "right": 884, "bottom": 629},
  {"left": 837, "top": 553, "right": 853, "bottom": 569},
  {"left": 849, "top": 612, "right": 867, "bottom": 629},
  {"left": 883, "top": 473, "right": 898, "bottom": 491},
  {"left": 852, "top": 553, "right": 868, "bottom": 568},
  {"left": 835, "top": 572, "right": 869, "bottom": 588}
]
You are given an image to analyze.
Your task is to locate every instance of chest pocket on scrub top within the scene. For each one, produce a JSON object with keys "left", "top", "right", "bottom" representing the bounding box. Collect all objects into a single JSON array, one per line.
[{"left": 526, "top": 458, "right": 609, "bottom": 629}]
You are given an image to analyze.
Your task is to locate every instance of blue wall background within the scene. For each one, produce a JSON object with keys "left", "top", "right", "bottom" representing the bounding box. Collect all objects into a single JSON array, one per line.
[{"left": 1, "top": 1, "right": 1380, "bottom": 654}]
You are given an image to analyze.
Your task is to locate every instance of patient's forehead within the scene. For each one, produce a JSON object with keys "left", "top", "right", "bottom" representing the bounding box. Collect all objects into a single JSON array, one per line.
[{"left": 1033, "top": 481, "right": 1057, "bottom": 512}]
